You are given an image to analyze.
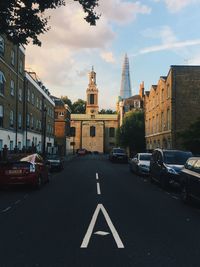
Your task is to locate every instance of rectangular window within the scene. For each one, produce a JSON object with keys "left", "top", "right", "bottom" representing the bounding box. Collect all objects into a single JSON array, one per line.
[
  {"left": 167, "top": 109, "right": 170, "bottom": 130},
  {"left": 0, "top": 36, "right": 5, "bottom": 57},
  {"left": 27, "top": 89, "right": 30, "bottom": 102},
  {"left": 31, "top": 93, "right": 35, "bottom": 105},
  {"left": 109, "top": 127, "right": 115, "bottom": 138},
  {"left": 36, "top": 97, "right": 39, "bottom": 108},
  {"left": 18, "top": 113, "right": 22, "bottom": 129},
  {"left": 18, "top": 88, "right": 22, "bottom": 101},
  {"left": 11, "top": 50, "right": 15, "bottom": 66},
  {"left": 10, "top": 80, "right": 15, "bottom": 96},
  {"left": 10, "top": 110, "right": 14, "bottom": 128},
  {"left": 27, "top": 114, "right": 30, "bottom": 128},
  {"left": 0, "top": 71, "right": 6, "bottom": 95},
  {"left": 19, "top": 59, "right": 23, "bottom": 74}
]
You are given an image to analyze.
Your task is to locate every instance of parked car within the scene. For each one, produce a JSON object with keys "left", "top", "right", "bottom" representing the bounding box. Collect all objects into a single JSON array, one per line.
[
  {"left": 109, "top": 148, "right": 128, "bottom": 163},
  {"left": 150, "top": 149, "right": 192, "bottom": 189},
  {"left": 77, "top": 148, "right": 87, "bottom": 156},
  {"left": 0, "top": 153, "right": 49, "bottom": 189},
  {"left": 46, "top": 154, "right": 64, "bottom": 171},
  {"left": 179, "top": 157, "right": 200, "bottom": 203},
  {"left": 129, "top": 153, "right": 152, "bottom": 175}
]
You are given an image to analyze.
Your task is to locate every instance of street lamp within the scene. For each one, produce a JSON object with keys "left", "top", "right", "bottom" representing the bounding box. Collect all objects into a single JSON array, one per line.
[{"left": 42, "top": 107, "right": 47, "bottom": 158}]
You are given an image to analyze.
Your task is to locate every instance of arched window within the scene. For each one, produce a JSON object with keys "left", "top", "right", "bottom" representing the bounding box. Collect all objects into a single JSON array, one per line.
[
  {"left": 90, "top": 94, "right": 94, "bottom": 104},
  {"left": 90, "top": 126, "right": 95, "bottom": 137},
  {"left": 70, "top": 127, "right": 76, "bottom": 137}
]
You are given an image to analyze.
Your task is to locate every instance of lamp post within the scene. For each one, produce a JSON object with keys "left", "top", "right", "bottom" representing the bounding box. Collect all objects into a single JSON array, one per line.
[{"left": 42, "top": 107, "right": 47, "bottom": 158}]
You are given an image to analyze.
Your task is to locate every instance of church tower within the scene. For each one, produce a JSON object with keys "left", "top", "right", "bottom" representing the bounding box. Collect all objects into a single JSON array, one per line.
[
  {"left": 120, "top": 54, "right": 132, "bottom": 99},
  {"left": 86, "top": 67, "right": 99, "bottom": 115}
]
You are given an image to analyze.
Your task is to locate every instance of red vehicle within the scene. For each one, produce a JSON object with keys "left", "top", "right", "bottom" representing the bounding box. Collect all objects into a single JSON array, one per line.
[
  {"left": 77, "top": 148, "right": 87, "bottom": 156},
  {"left": 0, "top": 153, "right": 49, "bottom": 189}
]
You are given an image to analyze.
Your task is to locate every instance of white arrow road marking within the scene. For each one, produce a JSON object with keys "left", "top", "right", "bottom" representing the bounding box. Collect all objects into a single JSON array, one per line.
[
  {"left": 97, "top": 182, "right": 101, "bottom": 195},
  {"left": 94, "top": 231, "right": 110, "bottom": 236},
  {"left": 80, "top": 204, "right": 124, "bottom": 248},
  {"left": 96, "top": 173, "right": 99, "bottom": 180}
]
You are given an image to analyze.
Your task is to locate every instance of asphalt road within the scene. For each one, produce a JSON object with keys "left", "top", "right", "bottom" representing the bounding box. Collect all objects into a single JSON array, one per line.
[{"left": 0, "top": 154, "right": 200, "bottom": 267}]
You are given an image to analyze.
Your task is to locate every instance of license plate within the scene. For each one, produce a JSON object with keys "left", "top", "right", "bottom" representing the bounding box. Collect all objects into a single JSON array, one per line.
[{"left": 6, "top": 170, "right": 22, "bottom": 175}]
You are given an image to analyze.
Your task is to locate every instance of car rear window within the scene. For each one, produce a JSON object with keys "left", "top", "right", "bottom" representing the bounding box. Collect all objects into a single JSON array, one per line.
[{"left": 164, "top": 151, "right": 192, "bottom": 165}]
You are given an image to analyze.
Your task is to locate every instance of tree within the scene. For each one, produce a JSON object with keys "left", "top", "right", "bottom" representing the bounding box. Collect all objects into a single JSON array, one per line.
[
  {"left": 61, "top": 96, "right": 72, "bottom": 110},
  {"left": 72, "top": 99, "right": 86, "bottom": 114},
  {"left": 116, "top": 111, "right": 146, "bottom": 156},
  {"left": 179, "top": 118, "right": 200, "bottom": 154},
  {"left": 99, "top": 109, "right": 117, "bottom": 114},
  {"left": 0, "top": 0, "right": 100, "bottom": 46}
]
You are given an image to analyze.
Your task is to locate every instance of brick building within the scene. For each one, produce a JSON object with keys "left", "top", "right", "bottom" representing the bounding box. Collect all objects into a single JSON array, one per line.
[
  {"left": 144, "top": 65, "right": 200, "bottom": 150},
  {"left": 53, "top": 97, "right": 71, "bottom": 156}
]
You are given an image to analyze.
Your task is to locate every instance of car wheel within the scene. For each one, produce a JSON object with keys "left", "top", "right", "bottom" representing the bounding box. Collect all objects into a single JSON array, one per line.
[
  {"left": 181, "top": 184, "right": 190, "bottom": 204},
  {"left": 160, "top": 175, "right": 169, "bottom": 190}
]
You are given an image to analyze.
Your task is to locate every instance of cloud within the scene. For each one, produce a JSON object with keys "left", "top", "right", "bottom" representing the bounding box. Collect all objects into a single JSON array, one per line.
[
  {"left": 98, "top": 0, "right": 151, "bottom": 24},
  {"left": 100, "top": 52, "right": 116, "bottom": 63},
  {"left": 155, "top": 0, "right": 200, "bottom": 12}
]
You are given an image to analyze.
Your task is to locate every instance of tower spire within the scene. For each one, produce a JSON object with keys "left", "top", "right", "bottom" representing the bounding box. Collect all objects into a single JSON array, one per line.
[{"left": 120, "top": 54, "right": 132, "bottom": 99}]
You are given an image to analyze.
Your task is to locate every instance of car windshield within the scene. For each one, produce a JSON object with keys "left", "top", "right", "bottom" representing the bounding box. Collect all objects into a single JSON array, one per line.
[
  {"left": 164, "top": 151, "right": 192, "bottom": 165},
  {"left": 139, "top": 154, "right": 151, "bottom": 161},
  {"left": 113, "top": 149, "right": 125, "bottom": 154}
]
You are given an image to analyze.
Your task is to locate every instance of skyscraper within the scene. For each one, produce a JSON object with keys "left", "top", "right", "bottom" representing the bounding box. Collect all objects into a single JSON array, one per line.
[{"left": 120, "top": 54, "right": 132, "bottom": 99}]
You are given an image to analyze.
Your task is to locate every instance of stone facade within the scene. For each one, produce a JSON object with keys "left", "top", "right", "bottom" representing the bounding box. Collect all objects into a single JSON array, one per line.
[
  {"left": 144, "top": 65, "right": 200, "bottom": 150},
  {"left": 70, "top": 68, "right": 119, "bottom": 153}
]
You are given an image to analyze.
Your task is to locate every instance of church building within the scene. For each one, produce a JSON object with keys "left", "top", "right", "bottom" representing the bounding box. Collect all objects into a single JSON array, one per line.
[{"left": 70, "top": 68, "right": 119, "bottom": 153}]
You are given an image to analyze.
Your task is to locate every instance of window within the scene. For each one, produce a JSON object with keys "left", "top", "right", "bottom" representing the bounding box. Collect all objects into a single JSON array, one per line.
[
  {"left": 167, "top": 109, "right": 170, "bottom": 130},
  {"left": 10, "top": 110, "right": 14, "bottom": 128},
  {"left": 0, "top": 36, "right": 5, "bottom": 56},
  {"left": 161, "top": 88, "right": 164, "bottom": 102},
  {"left": 18, "top": 113, "right": 22, "bottom": 129},
  {"left": 31, "top": 116, "right": 34, "bottom": 129},
  {"left": 161, "top": 112, "right": 164, "bottom": 131},
  {"left": 40, "top": 100, "right": 42, "bottom": 110},
  {"left": 18, "top": 88, "right": 22, "bottom": 101},
  {"left": 11, "top": 50, "right": 15, "bottom": 65},
  {"left": 31, "top": 93, "right": 35, "bottom": 105},
  {"left": 19, "top": 59, "right": 23, "bottom": 74},
  {"left": 10, "top": 141, "right": 14, "bottom": 151},
  {"left": 0, "top": 71, "right": 6, "bottom": 95},
  {"left": 36, "top": 97, "right": 39, "bottom": 108},
  {"left": 27, "top": 114, "right": 30, "bottom": 128},
  {"left": 10, "top": 80, "right": 15, "bottom": 96},
  {"left": 0, "top": 105, "right": 3, "bottom": 127},
  {"left": 59, "top": 111, "right": 64, "bottom": 116},
  {"left": 90, "top": 94, "right": 94, "bottom": 105},
  {"left": 0, "top": 139, "right": 3, "bottom": 151},
  {"left": 90, "top": 126, "right": 95, "bottom": 137},
  {"left": 70, "top": 127, "right": 76, "bottom": 137},
  {"left": 167, "top": 84, "right": 170, "bottom": 98},
  {"left": 27, "top": 88, "right": 30, "bottom": 102},
  {"left": 109, "top": 127, "right": 115, "bottom": 138}
]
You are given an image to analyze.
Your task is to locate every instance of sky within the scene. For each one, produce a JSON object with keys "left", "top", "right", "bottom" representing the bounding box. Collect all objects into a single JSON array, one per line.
[{"left": 25, "top": 0, "right": 200, "bottom": 110}]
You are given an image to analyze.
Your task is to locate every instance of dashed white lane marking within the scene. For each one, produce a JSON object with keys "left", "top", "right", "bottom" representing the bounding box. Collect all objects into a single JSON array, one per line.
[
  {"left": 96, "top": 173, "right": 99, "bottom": 180},
  {"left": 97, "top": 182, "right": 101, "bottom": 195},
  {"left": 1, "top": 206, "right": 12, "bottom": 213},
  {"left": 94, "top": 231, "right": 110, "bottom": 236},
  {"left": 81, "top": 204, "right": 124, "bottom": 248}
]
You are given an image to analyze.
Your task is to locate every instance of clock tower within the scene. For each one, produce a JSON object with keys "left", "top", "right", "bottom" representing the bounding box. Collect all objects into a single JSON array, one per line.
[{"left": 86, "top": 67, "right": 99, "bottom": 115}]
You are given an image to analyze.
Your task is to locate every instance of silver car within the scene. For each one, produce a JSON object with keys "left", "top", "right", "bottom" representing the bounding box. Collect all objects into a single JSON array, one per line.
[{"left": 129, "top": 153, "right": 152, "bottom": 175}]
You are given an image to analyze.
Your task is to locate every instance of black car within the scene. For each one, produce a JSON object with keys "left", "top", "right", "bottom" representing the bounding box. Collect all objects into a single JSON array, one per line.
[
  {"left": 109, "top": 148, "right": 128, "bottom": 163},
  {"left": 46, "top": 155, "right": 64, "bottom": 171},
  {"left": 150, "top": 149, "right": 192, "bottom": 189},
  {"left": 180, "top": 157, "right": 200, "bottom": 203}
]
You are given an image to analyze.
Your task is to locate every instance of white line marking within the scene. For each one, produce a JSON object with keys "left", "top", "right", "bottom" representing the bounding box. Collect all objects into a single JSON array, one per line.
[
  {"left": 14, "top": 200, "right": 21, "bottom": 205},
  {"left": 96, "top": 173, "right": 99, "bottom": 180},
  {"left": 94, "top": 231, "right": 110, "bottom": 236},
  {"left": 1, "top": 206, "right": 12, "bottom": 213},
  {"left": 97, "top": 182, "right": 101, "bottom": 195},
  {"left": 80, "top": 204, "right": 124, "bottom": 248}
]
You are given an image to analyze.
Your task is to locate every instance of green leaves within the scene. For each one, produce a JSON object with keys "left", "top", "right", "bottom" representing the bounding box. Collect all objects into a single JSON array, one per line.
[{"left": 0, "top": 0, "right": 99, "bottom": 45}]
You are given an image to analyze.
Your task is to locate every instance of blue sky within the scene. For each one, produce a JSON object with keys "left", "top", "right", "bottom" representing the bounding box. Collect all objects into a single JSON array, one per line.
[{"left": 25, "top": 0, "right": 200, "bottom": 109}]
